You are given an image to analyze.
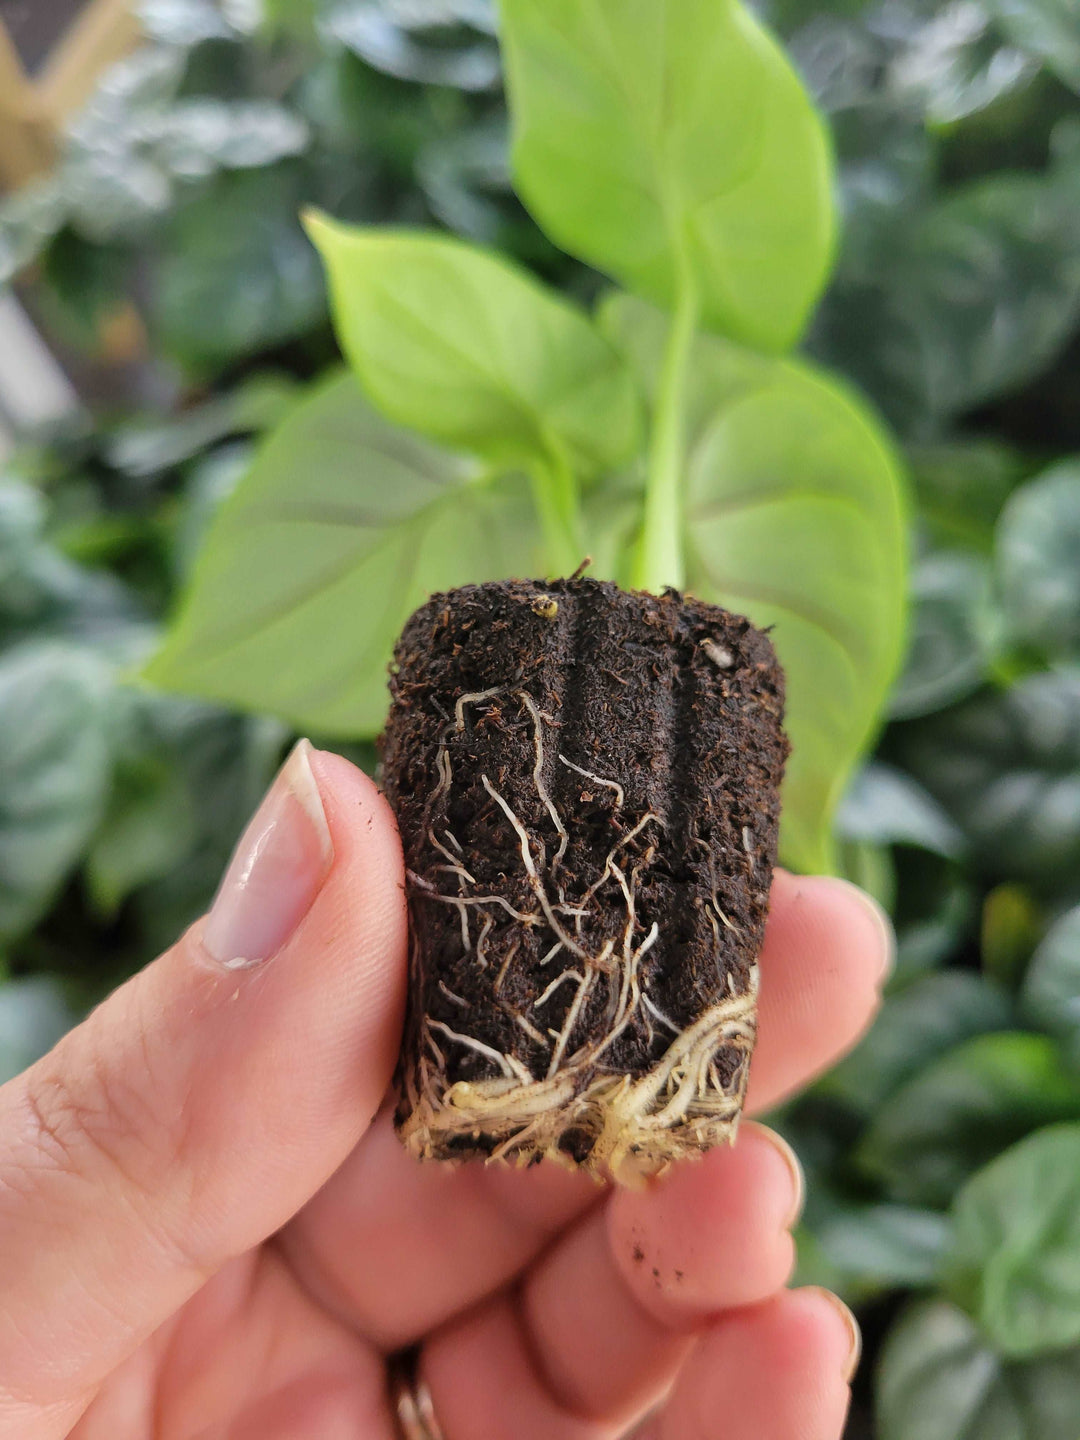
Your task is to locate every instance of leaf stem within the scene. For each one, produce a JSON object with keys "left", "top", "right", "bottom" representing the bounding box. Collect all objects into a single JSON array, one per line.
[
  {"left": 531, "top": 436, "right": 584, "bottom": 578},
  {"left": 633, "top": 276, "right": 698, "bottom": 593}
]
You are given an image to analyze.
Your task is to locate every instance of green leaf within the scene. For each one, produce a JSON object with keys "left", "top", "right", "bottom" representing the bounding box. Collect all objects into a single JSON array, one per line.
[
  {"left": 889, "top": 553, "right": 1001, "bottom": 720},
  {"left": 499, "top": 0, "right": 836, "bottom": 351},
  {"left": 946, "top": 1124, "right": 1080, "bottom": 1357},
  {"left": 908, "top": 441, "right": 1027, "bottom": 556},
  {"left": 837, "top": 761, "right": 966, "bottom": 858},
  {"left": 981, "top": 883, "right": 1043, "bottom": 989},
  {"left": 879, "top": 1297, "right": 1080, "bottom": 1440},
  {"left": 987, "top": 0, "right": 1080, "bottom": 94},
  {"left": 0, "top": 977, "right": 76, "bottom": 1085},
  {"left": 1022, "top": 905, "right": 1080, "bottom": 1066},
  {"left": 0, "top": 644, "right": 112, "bottom": 943},
  {"left": 146, "top": 371, "right": 541, "bottom": 733},
  {"left": 891, "top": 850, "right": 978, "bottom": 983},
  {"left": 857, "top": 1033, "right": 1080, "bottom": 1208},
  {"left": 802, "top": 1203, "right": 951, "bottom": 1304},
  {"left": 321, "top": 0, "right": 501, "bottom": 90},
  {"left": 151, "top": 167, "right": 327, "bottom": 375},
  {"left": 86, "top": 758, "right": 199, "bottom": 916},
  {"left": 813, "top": 158, "right": 1080, "bottom": 433},
  {"left": 105, "top": 374, "right": 300, "bottom": 479},
  {"left": 819, "top": 971, "right": 1012, "bottom": 1117},
  {"left": 897, "top": 668, "right": 1080, "bottom": 890},
  {"left": 996, "top": 462, "right": 1080, "bottom": 658},
  {"left": 304, "top": 215, "right": 642, "bottom": 478},
  {"left": 603, "top": 294, "right": 907, "bottom": 873}
]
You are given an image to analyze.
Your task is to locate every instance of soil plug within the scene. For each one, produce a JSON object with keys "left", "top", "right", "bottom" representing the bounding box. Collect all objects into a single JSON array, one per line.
[{"left": 381, "top": 576, "right": 788, "bottom": 1183}]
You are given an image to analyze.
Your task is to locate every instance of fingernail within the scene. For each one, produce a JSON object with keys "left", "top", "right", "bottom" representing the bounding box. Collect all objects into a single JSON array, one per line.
[
  {"left": 823, "top": 877, "right": 895, "bottom": 984},
  {"left": 746, "top": 1122, "right": 805, "bottom": 1230},
  {"left": 203, "top": 739, "right": 334, "bottom": 970},
  {"left": 805, "top": 1287, "right": 862, "bottom": 1383}
]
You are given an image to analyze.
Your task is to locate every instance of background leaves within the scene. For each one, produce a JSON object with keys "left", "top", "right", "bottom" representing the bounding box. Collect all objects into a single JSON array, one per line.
[{"left": 3, "top": 3, "right": 1080, "bottom": 1438}]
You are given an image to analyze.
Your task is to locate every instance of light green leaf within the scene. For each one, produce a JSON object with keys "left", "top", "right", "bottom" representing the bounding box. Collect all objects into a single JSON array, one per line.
[
  {"left": 0, "top": 644, "right": 112, "bottom": 942},
  {"left": 996, "top": 462, "right": 1080, "bottom": 658},
  {"left": 946, "top": 1124, "right": 1080, "bottom": 1357},
  {"left": 879, "top": 1297, "right": 1080, "bottom": 1440},
  {"left": 499, "top": 0, "right": 836, "bottom": 352},
  {"left": 1022, "top": 905, "right": 1080, "bottom": 1067},
  {"left": 304, "top": 214, "right": 642, "bottom": 478},
  {"left": 603, "top": 294, "right": 907, "bottom": 873},
  {"left": 819, "top": 971, "right": 1012, "bottom": 1116},
  {"left": 857, "top": 1033, "right": 1080, "bottom": 1208},
  {"left": 146, "top": 371, "right": 541, "bottom": 733}
]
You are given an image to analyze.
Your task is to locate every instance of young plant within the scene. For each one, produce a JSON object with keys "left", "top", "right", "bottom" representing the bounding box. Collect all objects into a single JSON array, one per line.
[{"left": 147, "top": 0, "right": 907, "bottom": 1175}]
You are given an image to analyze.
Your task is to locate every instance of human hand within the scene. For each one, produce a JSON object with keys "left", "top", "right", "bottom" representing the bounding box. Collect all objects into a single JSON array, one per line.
[{"left": 0, "top": 743, "right": 891, "bottom": 1440}]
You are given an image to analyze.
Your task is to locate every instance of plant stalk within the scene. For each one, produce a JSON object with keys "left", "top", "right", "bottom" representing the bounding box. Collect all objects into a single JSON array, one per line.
[
  {"left": 532, "top": 438, "right": 584, "bottom": 578},
  {"left": 633, "top": 277, "right": 698, "bottom": 593}
]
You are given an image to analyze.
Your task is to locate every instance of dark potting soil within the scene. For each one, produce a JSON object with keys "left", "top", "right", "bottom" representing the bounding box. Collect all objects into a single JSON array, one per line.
[{"left": 381, "top": 577, "right": 788, "bottom": 1178}]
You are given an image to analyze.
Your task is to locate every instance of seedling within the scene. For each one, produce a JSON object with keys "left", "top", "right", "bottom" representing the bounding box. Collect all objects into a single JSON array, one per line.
[{"left": 148, "top": 0, "right": 908, "bottom": 1179}]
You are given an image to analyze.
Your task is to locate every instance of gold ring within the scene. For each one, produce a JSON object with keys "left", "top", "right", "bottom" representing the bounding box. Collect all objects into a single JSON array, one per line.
[{"left": 389, "top": 1349, "right": 445, "bottom": 1440}]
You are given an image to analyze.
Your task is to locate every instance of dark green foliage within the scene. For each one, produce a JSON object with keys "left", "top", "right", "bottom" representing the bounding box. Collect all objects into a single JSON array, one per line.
[{"left": 3, "top": 1, "right": 1080, "bottom": 1435}]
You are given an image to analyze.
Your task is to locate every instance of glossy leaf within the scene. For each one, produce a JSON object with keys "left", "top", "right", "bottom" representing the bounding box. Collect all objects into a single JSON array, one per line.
[
  {"left": 499, "top": 0, "right": 836, "bottom": 351},
  {"left": 0, "top": 977, "right": 75, "bottom": 1086},
  {"left": 1022, "top": 905, "right": 1080, "bottom": 1065},
  {"left": 897, "top": 668, "right": 1080, "bottom": 889},
  {"left": 857, "top": 1032, "right": 1080, "bottom": 1207},
  {"left": 879, "top": 1297, "right": 1080, "bottom": 1440},
  {"left": 908, "top": 441, "right": 1027, "bottom": 555},
  {"left": 819, "top": 971, "right": 1012, "bottom": 1116},
  {"left": 812, "top": 157, "right": 1080, "bottom": 433},
  {"left": 837, "top": 760, "right": 966, "bottom": 857},
  {"left": 891, "top": 851, "right": 978, "bottom": 982},
  {"left": 0, "top": 644, "right": 112, "bottom": 942},
  {"left": 988, "top": 0, "right": 1080, "bottom": 94},
  {"left": 996, "top": 462, "right": 1080, "bottom": 657},
  {"left": 946, "top": 1124, "right": 1080, "bottom": 1357},
  {"left": 603, "top": 295, "right": 907, "bottom": 873},
  {"left": 889, "top": 552, "right": 1001, "bottom": 720},
  {"left": 146, "top": 372, "right": 541, "bottom": 733},
  {"left": 320, "top": 0, "right": 500, "bottom": 91},
  {"left": 803, "top": 1202, "right": 950, "bottom": 1303},
  {"left": 305, "top": 215, "right": 642, "bottom": 477},
  {"left": 152, "top": 167, "right": 327, "bottom": 374}
]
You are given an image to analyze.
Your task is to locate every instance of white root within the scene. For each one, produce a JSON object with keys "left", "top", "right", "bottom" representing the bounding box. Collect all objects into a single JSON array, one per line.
[
  {"left": 403, "top": 682, "right": 756, "bottom": 1182},
  {"left": 557, "top": 754, "right": 625, "bottom": 810}
]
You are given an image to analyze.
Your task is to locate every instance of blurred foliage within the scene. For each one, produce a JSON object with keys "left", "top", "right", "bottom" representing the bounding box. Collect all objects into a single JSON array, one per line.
[{"left": 2, "top": 1, "right": 1080, "bottom": 1436}]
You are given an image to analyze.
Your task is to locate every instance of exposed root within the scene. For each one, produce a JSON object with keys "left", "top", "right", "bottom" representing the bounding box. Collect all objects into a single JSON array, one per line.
[
  {"left": 399, "top": 977, "right": 759, "bottom": 1184},
  {"left": 401, "top": 684, "right": 757, "bottom": 1182}
]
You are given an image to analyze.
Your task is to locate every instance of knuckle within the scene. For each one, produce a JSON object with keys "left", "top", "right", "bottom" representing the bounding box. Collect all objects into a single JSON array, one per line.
[{"left": 7, "top": 1039, "right": 204, "bottom": 1275}]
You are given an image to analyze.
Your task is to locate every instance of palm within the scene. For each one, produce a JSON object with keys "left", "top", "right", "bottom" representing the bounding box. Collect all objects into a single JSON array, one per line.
[{"left": 70, "top": 870, "right": 883, "bottom": 1440}]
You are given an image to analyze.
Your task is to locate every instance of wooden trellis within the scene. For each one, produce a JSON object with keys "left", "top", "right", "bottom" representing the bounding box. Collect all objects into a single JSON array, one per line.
[{"left": 0, "top": 0, "right": 139, "bottom": 188}]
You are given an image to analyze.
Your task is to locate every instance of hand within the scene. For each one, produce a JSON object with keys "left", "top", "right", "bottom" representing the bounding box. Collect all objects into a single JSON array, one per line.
[{"left": 0, "top": 744, "right": 891, "bottom": 1440}]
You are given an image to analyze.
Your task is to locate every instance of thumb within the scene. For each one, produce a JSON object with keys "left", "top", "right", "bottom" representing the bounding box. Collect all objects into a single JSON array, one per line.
[{"left": 0, "top": 742, "right": 407, "bottom": 1427}]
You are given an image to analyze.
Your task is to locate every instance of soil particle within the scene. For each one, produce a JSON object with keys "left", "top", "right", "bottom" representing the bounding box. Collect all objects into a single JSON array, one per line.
[{"left": 381, "top": 577, "right": 788, "bottom": 1180}]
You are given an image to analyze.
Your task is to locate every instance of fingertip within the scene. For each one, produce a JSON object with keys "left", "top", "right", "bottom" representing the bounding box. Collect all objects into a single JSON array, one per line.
[
  {"left": 662, "top": 1288, "right": 856, "bottom": 1440},
  {"left": 746, "top": 871, "right": 892, "bottom": 1114},
  {"left": 609, "top": 1125, "right": 801, "bottom": 1322}
]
